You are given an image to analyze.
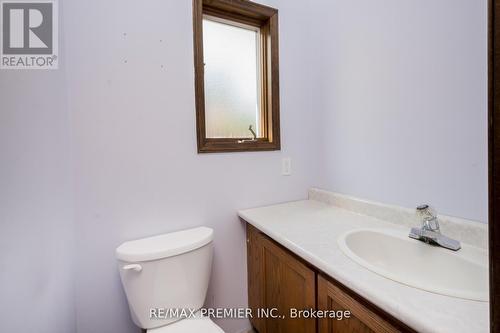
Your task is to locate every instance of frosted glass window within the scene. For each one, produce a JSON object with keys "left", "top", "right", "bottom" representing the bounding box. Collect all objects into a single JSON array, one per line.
[
  {"left": 193, "top": 0, "right": 279, "bottom": 153},
  {"left": 203, "top": 18, "right": 260, "bottom": 138}
]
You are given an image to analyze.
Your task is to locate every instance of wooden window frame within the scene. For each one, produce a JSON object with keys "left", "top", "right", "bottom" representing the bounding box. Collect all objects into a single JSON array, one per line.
[{"left": 193, "top": 0, "right": 280, "bottom": 153}]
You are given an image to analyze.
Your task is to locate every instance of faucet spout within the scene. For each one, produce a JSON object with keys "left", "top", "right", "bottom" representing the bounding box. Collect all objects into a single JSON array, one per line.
[{"left": 409, "top": 227, "right": 461, "bottom": 251}]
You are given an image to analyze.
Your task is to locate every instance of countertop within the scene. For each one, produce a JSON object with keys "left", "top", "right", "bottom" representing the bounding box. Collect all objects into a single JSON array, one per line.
[{"left": 238, "top": 199, "right": 489, "bottom": 333}]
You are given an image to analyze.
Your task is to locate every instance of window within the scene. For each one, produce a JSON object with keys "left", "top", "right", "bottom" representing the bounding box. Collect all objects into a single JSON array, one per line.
[{"left": 193, "top": 0, "right": 280, "bottom": 153}]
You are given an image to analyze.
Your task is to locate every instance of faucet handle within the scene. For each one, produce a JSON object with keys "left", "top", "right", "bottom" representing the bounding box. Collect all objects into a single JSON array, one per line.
[
  {"left": 416, "top": 204, "right": 436, "bottom": 219},
  {"left": 416, "top": 204, "right": 440, "bottom": 232},
  {"left": 416, "top": 204, "right": 429, "bottom": 211}
]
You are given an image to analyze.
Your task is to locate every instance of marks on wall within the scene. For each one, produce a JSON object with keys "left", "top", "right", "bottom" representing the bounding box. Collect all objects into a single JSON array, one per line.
[{"left": 120, "top": 31, "right": 167, "bottom": 70}]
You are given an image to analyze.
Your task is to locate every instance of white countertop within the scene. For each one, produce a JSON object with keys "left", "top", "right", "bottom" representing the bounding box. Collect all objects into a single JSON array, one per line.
[{"left": 238, "top": 199, "right": 489, "bottom": 333}]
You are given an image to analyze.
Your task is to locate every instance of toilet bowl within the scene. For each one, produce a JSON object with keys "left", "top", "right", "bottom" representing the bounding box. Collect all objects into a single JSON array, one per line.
[{"left": 116, "top": 226, "right": 224, "bottom": 332}]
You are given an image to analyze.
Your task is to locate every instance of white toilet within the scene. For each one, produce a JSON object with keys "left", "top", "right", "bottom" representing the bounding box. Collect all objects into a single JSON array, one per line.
[{"left": 116, "top": 226, "right": 224, "bottom": 333}]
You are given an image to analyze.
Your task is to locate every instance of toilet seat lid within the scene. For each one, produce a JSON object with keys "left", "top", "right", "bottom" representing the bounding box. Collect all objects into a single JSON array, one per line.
[
  {"left": 147, "top": 315, "right": 224, "bottom": 333},
  {"left": 116, "top": 226, "right": 213, "bottom": 262}
]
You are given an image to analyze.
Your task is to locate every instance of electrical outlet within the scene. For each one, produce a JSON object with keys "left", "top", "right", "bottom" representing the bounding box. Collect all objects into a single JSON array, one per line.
[{"left": 282, "top": 157, "right": 292, "bottom": 176}]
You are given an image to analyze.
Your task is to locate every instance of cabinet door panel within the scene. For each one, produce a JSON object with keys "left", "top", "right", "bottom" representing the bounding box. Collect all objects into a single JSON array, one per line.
[
  {"left": 261, "top": 236, "right": 316, "bottom": 333},
  {"left": 246, "top": 224, "right": 316, "bottom": 333},
  {"left": 318, "top": 274, "right": 400, "bottom": 333}
]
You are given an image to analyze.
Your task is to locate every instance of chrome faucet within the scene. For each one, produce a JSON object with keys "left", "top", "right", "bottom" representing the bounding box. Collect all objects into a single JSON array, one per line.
[{"left": 408, "top": 204, "right": 461, "bottom": 251}]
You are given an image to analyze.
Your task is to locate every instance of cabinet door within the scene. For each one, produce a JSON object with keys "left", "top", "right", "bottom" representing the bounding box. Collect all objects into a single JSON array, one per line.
[
  {"left": 318, "top": 274, "right": 400, "bottom": 333},
  {"left": 247, "top": 223, "right": 266, "bottom": 333},
  {"left": 246, "top": 224, "right": 316, "bottom": 333}
]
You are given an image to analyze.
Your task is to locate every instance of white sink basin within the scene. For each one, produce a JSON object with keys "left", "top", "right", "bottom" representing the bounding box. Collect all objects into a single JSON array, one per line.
[{"left": 338, "top": 228, "right": 488, "bottom": 301}]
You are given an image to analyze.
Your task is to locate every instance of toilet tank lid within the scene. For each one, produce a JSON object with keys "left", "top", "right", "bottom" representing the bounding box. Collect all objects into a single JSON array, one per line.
[{"left": 115, "top": 227, "right": 213, "bottom": 262}]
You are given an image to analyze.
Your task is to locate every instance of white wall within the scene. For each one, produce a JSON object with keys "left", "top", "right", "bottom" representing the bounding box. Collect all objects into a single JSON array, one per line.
[
  {"left": 0, "top": 16, "right": 76, "bottom": 333},
  {"left": 63, "top": 0, "right": 323, "bottom": 332},
  {"left": 317, "top": 0, "right": 488, "bottom": 222}
]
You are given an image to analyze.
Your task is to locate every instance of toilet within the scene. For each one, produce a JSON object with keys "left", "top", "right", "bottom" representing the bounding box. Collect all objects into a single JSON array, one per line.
[{"left": 116, "top": 226, "right": 224, "bottom": 333}]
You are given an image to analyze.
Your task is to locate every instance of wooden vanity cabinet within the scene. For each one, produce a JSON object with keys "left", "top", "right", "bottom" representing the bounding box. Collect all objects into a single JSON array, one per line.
[
  {"left": 246, "top": 223, "right": 316, "bottom": 333},
  {"left": 246, "top": 223, "right": 415, "bottom": 333}
]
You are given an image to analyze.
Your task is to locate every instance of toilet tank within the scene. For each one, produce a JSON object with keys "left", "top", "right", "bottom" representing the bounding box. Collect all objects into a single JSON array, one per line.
[{"left": 116, "top": 227, "right": 213, "bottom": 329}]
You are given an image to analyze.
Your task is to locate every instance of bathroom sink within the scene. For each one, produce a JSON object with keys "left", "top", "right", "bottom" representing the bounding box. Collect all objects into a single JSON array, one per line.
[{"left": 338, "top": 228, "right": 488, "bottom": 301}]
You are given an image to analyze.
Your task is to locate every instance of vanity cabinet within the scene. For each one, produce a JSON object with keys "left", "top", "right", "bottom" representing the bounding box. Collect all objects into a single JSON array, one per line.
[
  {"left": 246, "top": 223, "right": 414, "bottom": 333},
  {"left": 247, "top": 223, "right": 316, "bottom": 333}
]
